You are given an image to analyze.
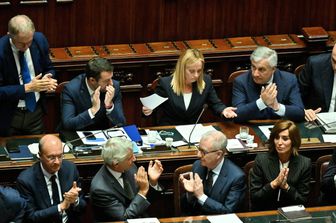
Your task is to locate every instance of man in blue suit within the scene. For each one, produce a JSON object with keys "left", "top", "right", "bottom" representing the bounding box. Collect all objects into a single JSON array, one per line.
[
  {"left": 180, "top": 130, "right": 246, "bottom": 215},
  {"left": 298, "top": 44, "right": 336, "bottom": 121},
  {"left": 232, "top": 46, "right": 305, "bottom": 123},
  {"left": 0, "top": 15, "right": 57, "bottom": 136},
  {"left": 0, "top": 186, "right": 26, "bottom": 223},
  {"left": 16, "top": 135, "right": 86, "bottom": 223},
  {"left": 61, "top": 57, "right": 126, "bottom": 131}
]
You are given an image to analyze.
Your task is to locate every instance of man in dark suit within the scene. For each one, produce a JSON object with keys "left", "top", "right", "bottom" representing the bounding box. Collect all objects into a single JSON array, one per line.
[
  {"left": 180, "top": 130, "right": 246, "bottom": 215},
  {"left": 0, "top": 15, "right": 57, "bottom": 136},
  {"left": 61, "top": 57, "right": 126, "bottom": 131},
  {"left": 0, "top": 186, "right": 26, "bottom": 223},
  {"left": 90, "top": 137, "right": 164, "bottom": 221},
  {"left": 16, "top": 135, "right": 86, "bottom": 223},
  {"left": 298, "top": 44, "right": 336, "bottom": 121},
  {"left": 321, "top": 149, "right": 336, "bottom": 204},
  {"left": 232, "top": 46, "right": 305, "bottom": 123}
]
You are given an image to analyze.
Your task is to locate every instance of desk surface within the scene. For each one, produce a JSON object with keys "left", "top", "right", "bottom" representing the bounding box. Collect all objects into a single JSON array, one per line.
[{"left": 133, "top": 206, "right": 336, "bottom": 223}]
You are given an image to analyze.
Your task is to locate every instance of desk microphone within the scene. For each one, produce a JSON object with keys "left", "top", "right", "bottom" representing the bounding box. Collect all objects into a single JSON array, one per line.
[{"left": 188, "top": 104, "right": 208, "bottom": 148}]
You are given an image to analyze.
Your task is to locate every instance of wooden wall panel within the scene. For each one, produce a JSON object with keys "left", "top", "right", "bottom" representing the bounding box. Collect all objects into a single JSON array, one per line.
[{"left": 0, "top": 0, "right": 335, "bottom": 47}]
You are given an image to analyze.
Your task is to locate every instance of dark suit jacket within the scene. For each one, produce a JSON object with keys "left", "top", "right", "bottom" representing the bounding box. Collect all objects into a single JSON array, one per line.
[
  {"left": 183, "top": 159, "right": 246, "bottom": 215},
  {"left": 61, "top": 73, "right": 126, "bottom": 130},
  {"left": 0, "top": 32, "right": 55, "bottom": 136},
  {"left": 16, "top": 160, "right": 86, "bottom": 223},
  {"left": 155, "top": 75, "right": 226, "bottom": 125},
  {"left": 321, "top": 149, "right": 336, "bottom": 204},
  {"left": 232, "top": 69, "right": 305, "bottom": 122},
  {"left": 299, "top": 53, "right": 335, "bottom": 111},
  {"left": 250, "top": 153, "right": 311, "bottom": 211},
  {"left": 0, "top": 186, "right": 26, "bottom": 223},
  {"left": 90, "top": 164, "right": 152, "bottom": 221}
]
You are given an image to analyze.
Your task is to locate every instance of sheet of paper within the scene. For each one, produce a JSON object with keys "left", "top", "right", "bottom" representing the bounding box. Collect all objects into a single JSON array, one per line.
[
  {"left": 207, "top": 213, "right": 243, "bottom": 223},
  {"left": 127, "top": 217, "right": 160, "bottom": 223},
  {"left": 322, "top": 134, "right": 336, "bottom": 143},
  {"left": 175, "top": 124, "right": 217, "bottom": 143},
  {"left": 258, "top": 125, "right": 273, "bottom": 140},
  {"left": 140, "top": 93, "right": 168, "bottom": 110},
  {"left": 77, "top": 130, "right": 107, "bottom": 145}
]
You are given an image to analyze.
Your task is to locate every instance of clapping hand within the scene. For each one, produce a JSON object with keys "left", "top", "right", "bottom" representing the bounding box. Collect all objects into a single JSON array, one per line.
[
  {"left": 104, "top": 84, "right": 115, "bottom": 108},
  {"left": 135, "top": 166, "right": 149, "bottom": 197},
  {"left": 148, "top": 160, "right": 163, "bottom": 186},
  {"left": 271, "top": 167, "right": 289, "bottom": 189},
  {"left": 180, "top": 172, "right": 204, "bottom": 198}
]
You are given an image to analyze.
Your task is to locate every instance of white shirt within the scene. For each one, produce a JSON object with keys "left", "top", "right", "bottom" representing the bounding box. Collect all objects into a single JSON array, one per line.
[
  {"left": 183, "top": 92, "right": 192, "bottom": 110},
  {"left": 328, "top": 72, "right": 336, "bottom": 112}
]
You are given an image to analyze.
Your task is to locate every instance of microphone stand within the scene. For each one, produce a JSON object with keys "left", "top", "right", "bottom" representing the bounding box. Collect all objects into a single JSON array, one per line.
[{"left": 188, "top": 105, "right": 208, "bottom": 148}]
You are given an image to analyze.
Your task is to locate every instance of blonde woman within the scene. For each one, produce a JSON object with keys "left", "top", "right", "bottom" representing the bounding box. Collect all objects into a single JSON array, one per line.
[{"left": 143, "top": 49, "right": 236, "bottom": 125}]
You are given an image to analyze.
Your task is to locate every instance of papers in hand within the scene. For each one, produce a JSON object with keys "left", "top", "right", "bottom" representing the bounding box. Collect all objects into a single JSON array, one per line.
[
  {"left": 316, "top": 112, "right": 336, "bottom": 133},
  {"left": 140, "top": 93, "right": 168, "bottom": 110},
  {"left": 207, "top": 214, "right": 242, "bottom": 223},
  {"left": 175, "top": 124, "right": 217, "bottom": 143}
]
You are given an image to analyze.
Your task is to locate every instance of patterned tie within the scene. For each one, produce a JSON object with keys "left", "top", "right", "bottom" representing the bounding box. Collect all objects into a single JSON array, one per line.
[
  {"left": 19, "top": 51, "right": 36, "bottom": 112},
  {"left": 121, "top": 173, "right": 133, "bottom": 199},
  {"left": 204, "top": 170, "right": 214, "bottom": 195},
  {"left": 50, "top": 175, "right": 60, "bottom": 205}
]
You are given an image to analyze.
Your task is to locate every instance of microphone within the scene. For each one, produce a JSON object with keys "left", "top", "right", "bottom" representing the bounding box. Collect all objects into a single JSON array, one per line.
[{"left": 188, "top": 104, "right": 208, "bottom": 148}]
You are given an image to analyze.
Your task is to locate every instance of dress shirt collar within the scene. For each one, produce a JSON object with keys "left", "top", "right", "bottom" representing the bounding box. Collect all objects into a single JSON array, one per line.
[
  {"left": 40, "top": 162, "right": 59, "bottom": 180},
  {"left": 211, "top": 157, "right": 224, "bottom": 176},
  {"left": 106, "top": 165, "right": 122, "bottom": 180}
]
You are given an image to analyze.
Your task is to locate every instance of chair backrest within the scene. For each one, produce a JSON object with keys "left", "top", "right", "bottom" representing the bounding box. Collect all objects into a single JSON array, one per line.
[
  {"left": 147, "top": 78, "right": 160, "bottom": 92},
  {"left": 316, "top": 155, "right": 332, "bottom": 185},
  {"left": 173, "top": 164, "right": 193, "bottom": 216},
  {"left": 243, "top": 160, "right": 255, "bottom": 212},
  {"left": 294, "top": 64, "right": 305, "bottom": 76},
  {"left": 55, "top": 81, "right": 69, "bottom": 94},
  {"left": 54, "top": 81, "right": 69, "bottom": 131},
  {"left": 227, "top": 70, "right": 248, "bottom": 83}
]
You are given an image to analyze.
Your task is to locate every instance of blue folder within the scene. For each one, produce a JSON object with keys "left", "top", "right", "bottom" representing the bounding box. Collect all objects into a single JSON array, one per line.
[
  {"left": 123, "top": 125, "right": 142, "bottom": 145},
  {"left": 8, "top": 145, "right": 34, "bottom": 160}
]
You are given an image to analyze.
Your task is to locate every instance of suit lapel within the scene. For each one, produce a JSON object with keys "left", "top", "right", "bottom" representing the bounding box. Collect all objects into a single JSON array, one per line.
[
  {"left": 210, "top": 159, "right": 228, "bottom": 195},
  {"left": 35, "top": 163, "right": 53, "bottom": 207},
  {"left": 321, "top": 63, "right": 334, "bottom": 110},
  {"left": 79, "top": 75, "right": 93, "bottom": 109},
  {"left": 103, "top": 166, "right": 129, "bottom": 198},
  {"left": 268, "top": 153, "right": 281, "bottom": 179}
]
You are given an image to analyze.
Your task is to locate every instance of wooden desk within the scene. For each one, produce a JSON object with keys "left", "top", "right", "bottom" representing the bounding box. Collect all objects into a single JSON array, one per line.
[
  {"left": 0, "top": 122, "right": 336, "bottom": 217},
  {"left": 109, "top": 205, "right": 336, "bottom": 223}
]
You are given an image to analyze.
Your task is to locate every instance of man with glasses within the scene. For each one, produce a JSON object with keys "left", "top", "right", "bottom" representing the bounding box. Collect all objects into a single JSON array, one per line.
[
  {"left": 90, "top": 137, "right": 163, "bottom": 221},
  {"left": 0, "top": 15, "right": 58, "bottom": 136},
  {"left": 180, "top": 130, "right": 246, "bottom": 215},
  {"left": 16, "top": 134, "right": 86, "bottom": 222},
  {"left": 61, "top": 57, "right": 126, "bottom": 131},
  {"left": 232, "top": 46, "right": 304, "bottom": 122}
]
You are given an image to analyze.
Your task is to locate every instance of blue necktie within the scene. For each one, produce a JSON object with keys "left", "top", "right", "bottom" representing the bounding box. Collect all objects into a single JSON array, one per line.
[{"left": 19, "top": 51, "right": 36, "bottom": 112}]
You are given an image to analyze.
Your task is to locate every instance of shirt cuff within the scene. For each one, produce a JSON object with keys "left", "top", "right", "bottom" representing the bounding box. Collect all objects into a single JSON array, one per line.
[
  {"left": 138, "top": 193, "right": 147, "bottom": 200},
  {"left": 256, "top": 98, "right": 267, "bottom": 111},
  {"left": 73, "top": 198, "right": 79, "bottom": 207},
  {"left": 88, "top": 109, "right": 94, "bottom": 119},
  {"left": 333, "top": 175, "right": 336, "bottom": 188},
  {"left": 150, "top": 182, "right": 162, "bottom": 191},
  {"left": 106, "top": 104, "right": 114, "bottom": 114},
  {"left": 274, "top": 104, "right": 286, "bottom": 116},
  {"left": 57, "top": 204, "right": 62, "bottom": 214},
  {"left": 197, "top": 194, "right": 208, "bottom": 205}
]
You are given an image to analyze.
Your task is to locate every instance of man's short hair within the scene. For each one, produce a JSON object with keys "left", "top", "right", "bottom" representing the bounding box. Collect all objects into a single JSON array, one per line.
[
  {"left": 250, "top": 46, "right": 278, "bottom": 68},
  {"left": 85, "top": 57, "right": 114, "bottom": 81},
  {"left": 201, "top": 130, "right": 228, "bottom": 152},
  {"left": 101, "top": 137, "right": 132, "bottom": 165},
  {"left": 8, "top": 15, "right": 35, "bottom": 36}
]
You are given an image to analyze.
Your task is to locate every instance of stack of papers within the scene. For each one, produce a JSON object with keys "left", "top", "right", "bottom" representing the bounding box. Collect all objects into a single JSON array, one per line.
[
  {"left": 317, "top": 112, "right": 336, "bottom": 133},
  {"left": 175, "top": 124, "right": 217, "bottom": 143},
  {"left": 207, "top": 214, "right": 242, "bottom": 223}
]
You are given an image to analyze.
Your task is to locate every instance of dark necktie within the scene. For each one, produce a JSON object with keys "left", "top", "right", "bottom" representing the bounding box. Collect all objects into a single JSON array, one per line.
[
  {"left": 121, "top": 173, "right": 133, "bottom": 199},
  {"left": 19, "top": 51, "right": 36, "bottom": 112},
  {"left": 50, "top": 175, "right": 60, "bottom": 205},
  {"left": 204, "top": 170, "right": 214, "bottom": 195}
]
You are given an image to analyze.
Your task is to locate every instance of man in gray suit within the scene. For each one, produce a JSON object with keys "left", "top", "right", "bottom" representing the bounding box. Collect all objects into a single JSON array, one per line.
[{"left": 90, "top": 137, "right": 164, "bottom": 221}]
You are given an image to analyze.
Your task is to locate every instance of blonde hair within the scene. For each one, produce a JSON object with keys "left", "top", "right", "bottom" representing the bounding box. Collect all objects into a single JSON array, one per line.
[{"left": 171, "top": 49, "right": 205, "bottom": 95}]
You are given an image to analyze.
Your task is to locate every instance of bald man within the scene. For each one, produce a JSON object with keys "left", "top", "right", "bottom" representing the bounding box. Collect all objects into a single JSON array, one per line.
[
  {"left": 0, "top": 14, "right": 57, "bottom": 136},
  {"left": 299, "top": 44, "right": 336, "bottom": 121},
  {"left": 180, "top": 130, "right": 246, "bottom": 215},
  {"left": 16, "top": 135, "right": 86, "bottom": 223}
]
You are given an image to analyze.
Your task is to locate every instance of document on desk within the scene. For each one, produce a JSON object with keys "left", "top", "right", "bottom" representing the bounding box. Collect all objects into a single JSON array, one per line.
[
  {"left": 258, "top": 125, "right": 273, "bottom": 139},
  {"left": 175, "top": 124, "right": 216, "bottom": 143},
  {"left": 140, "top": 93, "right": 168, "bottom": 110},
  {"left": 322, "top": 134, "right": 336, "bottom": 143},
  {"left": 207, "top": 213, "right": 242, "bottom": 223},
  {"left": 317, "top": 112, "right": 336, "bottom": 133},
  {"left": 127, "top": 217, "right": 160, "bottom": 223},
  {"left": 77, "top": 130, "right": 108, "bottom": 145}
]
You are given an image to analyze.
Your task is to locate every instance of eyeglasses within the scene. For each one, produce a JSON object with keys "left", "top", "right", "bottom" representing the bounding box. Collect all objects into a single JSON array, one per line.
[
  {"left": 196, "top": 146, "right": 220, "bottom": 156},
  {"left": 43, "top": 154, "right": 64, "bottom": 162}
]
